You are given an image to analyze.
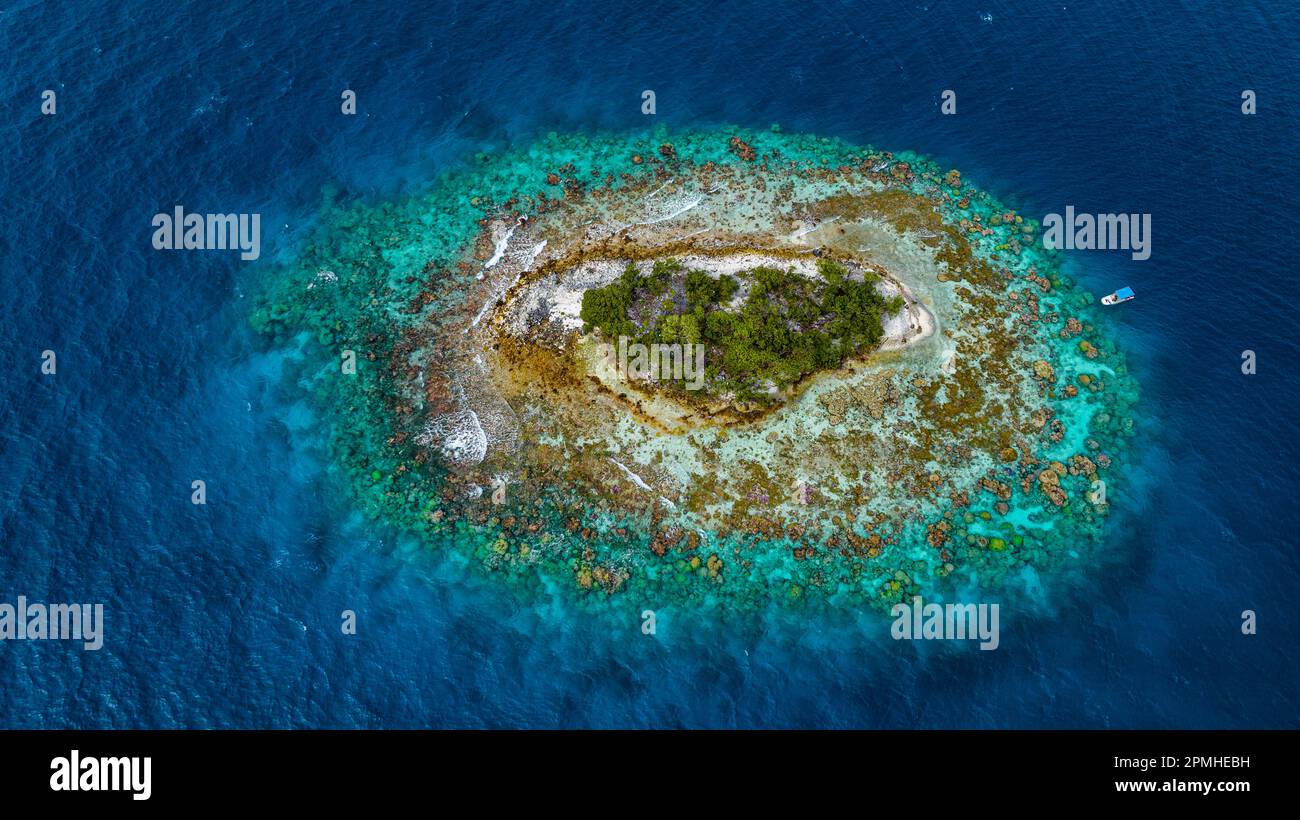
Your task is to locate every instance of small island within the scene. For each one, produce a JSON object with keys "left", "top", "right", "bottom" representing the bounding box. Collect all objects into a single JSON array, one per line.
[
  {"left": 578, "top": 256, "right": 906, "bottom": 408},
  {"left": 252, "top": 127, "right": 1139, "bottom": 615}
]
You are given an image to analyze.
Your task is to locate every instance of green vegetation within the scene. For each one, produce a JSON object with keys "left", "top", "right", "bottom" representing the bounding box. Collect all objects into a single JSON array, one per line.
[
  {"left": 577, "top": 262, "right": 642, "bottom": 340},
  {"left": 579, "top": 256, "right": 900, "bottom": 402}
]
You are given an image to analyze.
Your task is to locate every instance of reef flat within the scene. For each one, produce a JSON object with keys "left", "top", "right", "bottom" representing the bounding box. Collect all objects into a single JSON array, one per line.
[{"left": 251, "top": 127, "right": 1139, "bottom": 616}]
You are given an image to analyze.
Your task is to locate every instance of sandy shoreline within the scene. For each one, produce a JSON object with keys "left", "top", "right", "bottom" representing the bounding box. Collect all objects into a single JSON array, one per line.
[{"left": 491, "top": 249, "right": 942, "bottom": 434}]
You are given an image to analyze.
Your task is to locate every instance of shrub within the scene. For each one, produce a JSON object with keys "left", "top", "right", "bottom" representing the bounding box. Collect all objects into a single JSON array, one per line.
[{"left": 579, "top": 256, "right": 888, "bottom": 397}]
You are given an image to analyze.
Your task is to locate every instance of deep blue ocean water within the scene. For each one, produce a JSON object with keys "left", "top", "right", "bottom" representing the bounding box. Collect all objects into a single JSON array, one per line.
[{"left": 1, "top": 0, "right": 1297, "bottom": 727}]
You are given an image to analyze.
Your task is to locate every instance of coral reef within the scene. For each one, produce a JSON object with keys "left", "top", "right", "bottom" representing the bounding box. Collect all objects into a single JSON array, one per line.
[{"left": 251, "top": 127, "right": 1139, "bottom": 616}]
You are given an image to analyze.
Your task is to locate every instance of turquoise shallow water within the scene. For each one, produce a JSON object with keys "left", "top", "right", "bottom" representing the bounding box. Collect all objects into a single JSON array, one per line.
[{"left": 0, "top": 1, "right": 1297, "bottom": 727}]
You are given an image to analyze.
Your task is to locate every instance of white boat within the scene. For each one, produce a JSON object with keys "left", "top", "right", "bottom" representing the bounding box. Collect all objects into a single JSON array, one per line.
[{"left": 1101, "top": 286, "right": 1135, "bottom": 306}]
